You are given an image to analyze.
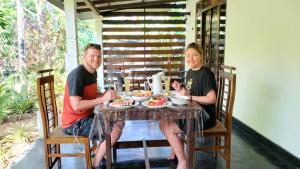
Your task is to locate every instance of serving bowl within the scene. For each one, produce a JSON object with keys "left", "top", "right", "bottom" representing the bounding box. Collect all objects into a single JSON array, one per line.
[
  {"left": 169, "top": 95, "right": 189, "bottom": 105},
  {"left": 131, "top": 90, "right": 152, "bottom": 102}
]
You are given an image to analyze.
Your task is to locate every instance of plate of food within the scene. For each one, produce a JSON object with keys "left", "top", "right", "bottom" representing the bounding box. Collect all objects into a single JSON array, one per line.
[
  {"left": 131, "top": 90, "right": 152, "bottom": 102},
  {"left": 141, "top": 95, "right": 170, "bottom": 108},
  {"left": 109, "top": 99, "right": 136, "bottom": 109}
]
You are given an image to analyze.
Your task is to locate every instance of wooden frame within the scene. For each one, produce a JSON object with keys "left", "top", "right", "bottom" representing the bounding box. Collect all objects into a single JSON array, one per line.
[
  {"left": 186, "top": 65, "right": 236, "bottom": 169},
  {"left": 36, "top": 69, "right": 93, "bottom": 169}
]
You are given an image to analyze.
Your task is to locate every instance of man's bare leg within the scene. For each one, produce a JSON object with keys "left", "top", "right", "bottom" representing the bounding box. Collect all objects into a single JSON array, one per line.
[{"left": 93, "top": 121, "right": 124, "bottom": 167}]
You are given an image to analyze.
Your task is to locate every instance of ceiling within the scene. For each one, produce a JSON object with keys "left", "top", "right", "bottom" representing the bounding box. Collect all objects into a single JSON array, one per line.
[{"left": 47, "top": 0, "right": 187, "bottom": 15}]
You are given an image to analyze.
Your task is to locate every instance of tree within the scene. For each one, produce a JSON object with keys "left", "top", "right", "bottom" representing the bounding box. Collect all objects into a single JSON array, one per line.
[{"left": 16, "top": 0, "right": 26, "bottom": 68}]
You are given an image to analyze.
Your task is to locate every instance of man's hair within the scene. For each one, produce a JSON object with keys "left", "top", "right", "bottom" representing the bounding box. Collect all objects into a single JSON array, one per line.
[{"left": 84, "top": 43, "right": 101, "bottom": 52}]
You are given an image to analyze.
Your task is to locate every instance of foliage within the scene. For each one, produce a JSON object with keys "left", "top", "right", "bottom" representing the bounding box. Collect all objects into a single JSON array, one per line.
[
  {"left": 0, "top": 10, "right": 7, "bottom": 29},
  {"left": 4, "top": 122, "right": 34, "bottom": 144},
  {"left": 0, "top": 82, "right": 12, "bottom": 122},
  {"left": 0, "top": 140, "right": 9, "bottom": 168},
  {"left": 77, "top": 20, "right": 96, "bottom": 55},
  {"left": 0, "top": 0, "right": 18, "bottom": 74},
  {"left": 23, "top": 0, "right": 66, "bottom": 72},
  {"left": 8, "top": 92, "right": 34, "bottom": 116},
  {"left": 0, "top": 122, "right": 36, "bottom": 168}
]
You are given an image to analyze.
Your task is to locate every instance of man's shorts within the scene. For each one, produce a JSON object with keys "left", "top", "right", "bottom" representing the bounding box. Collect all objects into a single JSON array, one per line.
[{"left": 63, "top": 114, "right": 100, "bottom": 140}]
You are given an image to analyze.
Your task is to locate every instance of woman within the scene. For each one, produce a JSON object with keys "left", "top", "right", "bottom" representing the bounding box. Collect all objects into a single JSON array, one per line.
[{"left": 159, "top": 42, "right": 217, "bottom": 169}]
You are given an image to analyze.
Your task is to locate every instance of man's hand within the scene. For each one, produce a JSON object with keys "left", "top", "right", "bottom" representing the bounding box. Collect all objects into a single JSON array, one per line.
[{"left": 100, "top": 90, "right": 117, "bottom": 104}]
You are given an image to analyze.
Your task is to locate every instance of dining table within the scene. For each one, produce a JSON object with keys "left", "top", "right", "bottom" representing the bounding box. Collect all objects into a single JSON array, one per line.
[{"left": 92, "top": 100, "right": 208, "bottom": 169}]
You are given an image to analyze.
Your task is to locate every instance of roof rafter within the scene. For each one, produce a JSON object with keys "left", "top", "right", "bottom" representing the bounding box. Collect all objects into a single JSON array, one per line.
[
  {"left": 97, "top": 0, "right": 185, "bottom": 13},
  {"left": 82, "top": 0, "right": 100, "bottom": 15},
  {"left": 47, "top": 0, "right": 64, "bottom": 10}
]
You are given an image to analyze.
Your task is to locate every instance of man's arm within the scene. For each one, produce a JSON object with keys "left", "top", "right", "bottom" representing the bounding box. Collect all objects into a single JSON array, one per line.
[
  {"left": 70, "top": 96, "right": 102, "bottom": 112},
  {"left": 70, "top": 90, "right": 117, "bottom": 112}
]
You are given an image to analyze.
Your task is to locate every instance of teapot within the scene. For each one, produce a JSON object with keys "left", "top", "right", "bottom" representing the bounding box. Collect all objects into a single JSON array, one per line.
[{"left": 147, "top": 72, "right": 163, "bottom": 94}]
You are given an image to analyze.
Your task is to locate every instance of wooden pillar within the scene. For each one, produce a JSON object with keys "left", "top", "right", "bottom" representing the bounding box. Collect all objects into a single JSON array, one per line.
[{"left": 64, "top": 0, "right": 79, "bottom": 73}]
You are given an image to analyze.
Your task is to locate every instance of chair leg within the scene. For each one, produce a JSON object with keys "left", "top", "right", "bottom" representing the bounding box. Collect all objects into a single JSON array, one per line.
[
  {"left": 55, "top": 144, "right": 62, "bottom": 169},
  {"left": 224, "top": 135, "right": 231, "bottom": 169},
  {"left": 113, "top": 147, "right": 117, "bottom": 163},
  {"left": 84, "top": 139, "right": 92, "bottom": 169},
  {"left": 214, "top": 136, "right": 220, "bottom": 158},
  {"left": 45, "top": 144, "right": 50, "bottom": 169}
]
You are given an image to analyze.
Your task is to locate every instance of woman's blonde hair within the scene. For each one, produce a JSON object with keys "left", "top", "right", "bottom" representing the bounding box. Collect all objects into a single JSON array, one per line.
[{"left": 186, "top": 42, "right": 204, "bottom": 64}]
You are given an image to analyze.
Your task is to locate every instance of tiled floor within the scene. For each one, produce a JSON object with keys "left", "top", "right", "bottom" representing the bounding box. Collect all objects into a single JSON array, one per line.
[{"left": 10, "top": 120, "right": 299, "bottom": 169}]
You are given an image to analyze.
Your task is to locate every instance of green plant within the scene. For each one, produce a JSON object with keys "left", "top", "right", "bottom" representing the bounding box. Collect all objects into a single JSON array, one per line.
[
  {"left": 9, "top": 94, "right": 34, "bottom": 115},
  {"left": 0, "top": 82, "right": 11, "bottom": 122},
  {"left": 8, "top": 91, "right": 34, "bottom": 116},
  {"left": 3, "top": 72, "right": 35, "bottom": 116},
  {"left": 4, "top": 122, "right": 34, "bottom": 144},
  {"left": 0, "top": 139, "right": 9, "bottom": 163}
]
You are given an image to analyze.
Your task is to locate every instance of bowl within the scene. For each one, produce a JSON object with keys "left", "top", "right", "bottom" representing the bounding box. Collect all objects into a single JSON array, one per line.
[
  {"left": 131, "top": 95, "right": 150, "bottom": 102},
  {"left": 169, "top": 95, "right": 189, "bottom": 105},
  {"left": 131, "top": 90, "right": 152, "bottom": 102}
]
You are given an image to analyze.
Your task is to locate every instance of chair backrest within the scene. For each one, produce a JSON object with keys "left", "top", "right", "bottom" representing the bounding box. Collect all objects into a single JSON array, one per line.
[
  {"left": 36, "top": 69, "right": 59, "bottom": 139},
  {"left": 216, "top": 65, "right": 236, "bottom": 130}
]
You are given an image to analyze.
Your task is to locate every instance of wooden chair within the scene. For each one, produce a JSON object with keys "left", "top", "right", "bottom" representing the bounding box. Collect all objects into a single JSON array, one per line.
[
  {"left": 36, "top": 69, "right": 92, "bottom": 169},
  {"left": 187, "top": 65, "right": 236, "bottom": 169}
]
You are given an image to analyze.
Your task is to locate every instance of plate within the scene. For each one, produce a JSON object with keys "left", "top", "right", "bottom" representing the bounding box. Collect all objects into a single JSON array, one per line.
[
  {"left": 109, "top": 100, "right": 137, "bottom": 109},
  {"left": 142, "top": 101, "right": 171, "bottom": 109}
]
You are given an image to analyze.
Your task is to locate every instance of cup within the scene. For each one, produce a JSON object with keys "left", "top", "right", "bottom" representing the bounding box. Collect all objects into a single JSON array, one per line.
[
  {"left": 114, "top": 82, "right": 123, "bottom": 94},
  {"left": 124, "top": 77, "right": 130, "bottom": 95},
  {"left": 144, "top": 81, "right": 150, "bottom": 91},
  {"left": 164, "top": 76, "right": 171, "bottom": 96}
]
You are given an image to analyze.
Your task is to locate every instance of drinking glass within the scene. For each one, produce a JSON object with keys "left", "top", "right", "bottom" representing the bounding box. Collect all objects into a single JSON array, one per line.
[
  {"left": 124, "top": 76, "right": 131, "bottom": 95},
  {"left": 144, "top": 81, "right": 150, "bottom": 91},
  {"left": 164, "top": 76, "right": 171, "bottom": 96}
]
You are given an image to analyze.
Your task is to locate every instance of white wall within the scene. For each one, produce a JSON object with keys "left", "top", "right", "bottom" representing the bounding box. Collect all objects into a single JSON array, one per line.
[{"left": 225, "top": 0, "right": 300, "bottom": 157}]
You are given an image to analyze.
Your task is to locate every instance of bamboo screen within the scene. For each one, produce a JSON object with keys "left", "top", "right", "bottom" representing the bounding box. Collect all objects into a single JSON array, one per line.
[{"left": 101, "top": 3, "right": 186, "bottom": 87}]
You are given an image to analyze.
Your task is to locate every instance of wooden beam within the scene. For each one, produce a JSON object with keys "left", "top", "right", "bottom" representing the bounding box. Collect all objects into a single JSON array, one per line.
[
  {"left": 99, "top": 0, "right": 185, "bottom": 12},
  {"left": 103, "top": 19, "right": 185, "bottom": 24},
  {"left": 103, "top": 27, "right": 185, "bottom": 32},
  {"left": 103, "top": 57, "right": 184, "bottom": 62},
  {"left": 82, "top": 0, "right": 100, "bottom": 15},
  {"left": 77, "top": 0, "right": 137, "bottom": 6},
  {"left": 78, "top": 3, "right": 186, "bottom": 13},
  {"left": 101, "top": 11, "right": 186, "bottom": 17},
  {"left": 103, "top": 49, "right": 184, "bottom": 55},
  {"left": 78, "top": 0, "right": 183, "bottom": 12},
  {"left": 103, "top": 42, "right": 185, "bottom": 47},
  {"left": 47, "top": 0, "right": 64, "bottom": 10},
  {"left": 103, "top": 34, "right": 185, "bottom": 39}
]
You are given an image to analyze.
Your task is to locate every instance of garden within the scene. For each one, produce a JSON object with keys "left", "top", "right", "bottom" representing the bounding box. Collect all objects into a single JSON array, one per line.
[{"left": 0, "top": 0, "right": 94, "bottom": 167}]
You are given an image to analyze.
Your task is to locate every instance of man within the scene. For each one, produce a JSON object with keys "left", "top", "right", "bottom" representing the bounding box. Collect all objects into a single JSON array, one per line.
[{"left": 62, "top": 43, "right": 124, "bottom": 169}]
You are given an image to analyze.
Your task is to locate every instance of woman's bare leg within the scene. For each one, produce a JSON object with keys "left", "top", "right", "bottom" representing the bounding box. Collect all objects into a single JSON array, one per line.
[
  {"left": 159, "top": 120, "right": 187, "bottom": 169},
  {"left": 167, "top": 149, "right": 176, "bottom": 160}
]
